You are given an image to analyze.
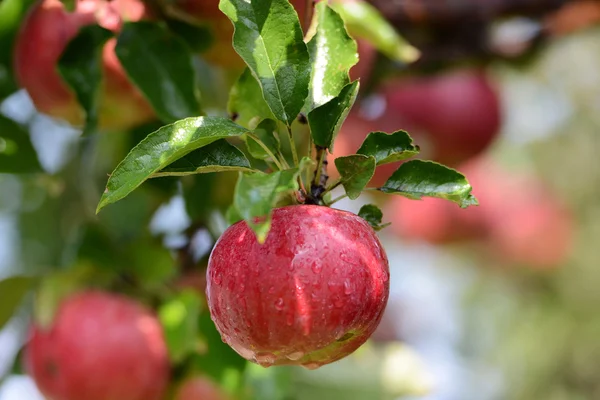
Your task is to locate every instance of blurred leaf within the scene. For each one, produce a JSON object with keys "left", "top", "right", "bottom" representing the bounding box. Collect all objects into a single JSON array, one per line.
[
  {"left": 166, "top": 19, "right": 214, "bottom": 53},
  {"left": 220, "top": 0, "right": 310, "bottom": 125},
  {"left": 58, "top": 25, "right": 113, "bottom": 134},
  {"left": 225, "top": 203, "right": 243, "bottom": 225},
  {"left": 0, "top": 0, "right": 37, "bottom": 99},
  {"left": 306, "top": 2, "right": 358, "bottom": 111},
  {"left": 192, "top": 312, "right": 247, "bottom": 391},
  {"left": 127, "top": 239, "right": 176, "bottom": 286},
  {"left": 357, "top": 130, "right": 420, "bottom": 165},
  {"left": 228, "top": 68, "right": 275, "bottom": 129},
  {"left": 159, "top": 290, "right": 202, "bottom": 363},
  {"left": 334, "top": 154, "right": 376, "bottom": 200},
  {"left": 233, "top": 158, "right": 313, "bottom": 243},
  {"left": 357, "top": 204, "right": 390, "bottom": 231},
  {"left": 308, "top": 80, "right": 359, "bottom": 151},
  {"left": 0, "top": 114, "right": 41, "bottom": 173},
  {"left": 0, "top": 276, "right": 36, "bottom": 329},
  {"left": 155, "top": 139, "right": 254, "bottom": 177},
  {"left": 245, "top": 119, "right": 281, "bottom": 161},
  {"left": 59, "top": 0, "right": 75, "bottom": 12},
  {"left": 381, "top": 160, "right": 478, "bottom": 208},
  {"left": 331, "top": 0, "right": 420, "bottom": 63},
  {"left": 116, "top": 21, "right": 200, "bottom": 122},
  {"left": 97, "top": 117, "right": 248, "bottom": 212}
]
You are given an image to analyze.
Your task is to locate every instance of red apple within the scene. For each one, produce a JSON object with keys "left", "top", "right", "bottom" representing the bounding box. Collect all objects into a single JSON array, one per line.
[
  {"left": 25, "top": 291, "right": 170, "bottom": 400},
  {"left": 332, "top": 68, "right": 502, "bottom": 187},
  {"left": 175, "top": 376, "right": 230, "bottom": 400},
  {"left": 14, "top": 0, "right": 155, "bottom": 130},
  {"left": 206, "top": 205, "right": 389, "bottom": 369}
]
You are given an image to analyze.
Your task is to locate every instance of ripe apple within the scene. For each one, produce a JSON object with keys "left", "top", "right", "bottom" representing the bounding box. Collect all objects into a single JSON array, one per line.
[
  {"left": 206, "top": 205, "right": 390, "bottom": 369},
  {"left": 175, "top": 376, "right": 230, "bottom": 400},
  {"left": 332, "top": 68, "right": 502, "bottom": 187},
  {"left": 14, "top": 0, "right": 155, "bottom": 130},
  {"left": 386, "top": 158, "right": 573, "bottom": 269},
  {"left": 25, "top": 291, "right": 170, "bottom": 400}
]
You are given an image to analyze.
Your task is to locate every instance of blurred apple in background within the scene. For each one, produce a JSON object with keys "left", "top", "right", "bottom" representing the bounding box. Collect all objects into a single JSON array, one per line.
[
  {"left": 14, "top": 0, "right": 155, "bottom": 130},
  {"left": 385, "top": 157, "right": 574, "bottom": 269},
  {"left": 175, "top": 376, "right": 230, "bottom": 400},
  {"left": 332, "top": 68, "right": 502, "bottom": 187}
]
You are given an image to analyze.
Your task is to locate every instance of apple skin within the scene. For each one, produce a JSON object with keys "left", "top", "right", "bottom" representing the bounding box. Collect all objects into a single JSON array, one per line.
[
  {"left": 206, "top": 205, "right": 390, "bottom": 369},
  {"left": 386, "top": 158, "right": 573, "bottom": 269},
  {"left": 14, "top": 0, "right": 155, "bottom": 130},
  {"left": 24, "top": 291, "right": 170, "bottom": 400},
  {"left": 332, "top": 68, "right": 501, "bottom": 187},
  {"left": 175, "top": 376, "right": 230, "bottom": 400}
]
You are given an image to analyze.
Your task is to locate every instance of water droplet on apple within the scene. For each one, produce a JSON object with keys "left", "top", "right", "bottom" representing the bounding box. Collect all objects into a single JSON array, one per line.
[
  {"left": 333, "top": 267, "right": 340, "bottom": 275},
  {"left": 274, "top": 298, "right": 284, "bottom": 311},
  {"left": 268, "top": 286, "right": 276, "bottom": 294},
  {"left": 302, "top": 362, "right": 321, "bottom": 370},
  {"left": 343, "top": 279, "right": 353, "bottom": 295},
  {"left": 382, "top": 272, "right": 389, "bottom": 282},
  {"left": 311, "top": 261, "right": 322, "bottom": 274},
  {"left": 255, "top": 352, "right": 277, "bottom": 367},
  {"left": 213, "top": 274, "right": 222, "bottom": 285},
  {"left": 286, "top": 351, "right": 304, "bottom": 361}
]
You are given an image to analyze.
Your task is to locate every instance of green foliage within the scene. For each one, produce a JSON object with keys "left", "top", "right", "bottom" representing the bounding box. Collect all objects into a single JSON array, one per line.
[
  {"left": 58, "top": 25, "right": 113, "bottom": 134},
  {"left": 306, "top": 2, "right": 358, "bottom": 111},
  {"left": 97, "top": 117, "right": 248, "bottom": 212},
  {"left": 116, "top": 21, "right": 201, "bottom": 122},
  {"left": 334, "top": 155, "right": 376, "bottom": 200},
  {"left": 159, "top": 290, "right": 203, "bottom": 363},
  {"left": 0, "top": 276, "right": 36, "bottom": 329},
  {"left": 0, "top": 115, "right": 41, "bottom": 173},
  {"left": 381, "top": 160, "right": 478, "bottom": 208},
  {"left": 357, "top": 204, "right": 390, "bottom": 231},
  {"left": 229, "top": 68, "right": 276, "bottom": 130},
  {"left": 245, "top": 119, "right": 281, "bottom": 161},
  {"left": 357, "top": 130, "right": 420, "bottom": 165},
  {"left": 219, "top": 0, "right": 310, "bottom": 125}
]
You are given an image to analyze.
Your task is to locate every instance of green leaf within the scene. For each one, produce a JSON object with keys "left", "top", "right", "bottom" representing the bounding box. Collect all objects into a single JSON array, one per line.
[
  {"left": 219, "top": 0, "right": 310, "bottom": 125},
  {"left": 158, "top": 290, "right": 202, "bottom": 363},
  {"left": 331, "top": 0, "right": 420, "bottom": 63},
  {"left": 116, "top": 21, "right": 200, "bottom": 123},
  {"left": 58, "top": 25, "right": 113, "bottom": 134},
  {"left": 357, "top": 130, "right": 420, "bottom": 165},
  {"left": 154, "top": 139, "right": 254, "bottom": 177},
  {"left": 358, "top": 204, "right": 390, "bottom": 231},
  {"left": 166, "top": 19, "right": 214, "bottom": 53},
  {"left": 381, "top": 160, "right": 479, "bottom": 208},
  {"left": 306, "top": 2, "right": 358, "bottom": 110},
  {"left": 308, "top": 80, "right": 359, "bottom": 151},
  {"left": 97, "top": 117, "right": 248, "bottom": 212},
  {"left": 233, "top": 169, "right": 299, "bottom": 243},
  {"left": 228, "top": 68, "right": 275, "bottom": 130},
  {"left": 0, "top": 115, "right": 41, "bottom": 173},
  {"left": 245, "top": 119, "right": 280, "bottom": 161},
  {"left": 0, "top": 276, "right": 36, "bottom": 329},
  {"left": 334, "top": 154, "right": 376, "bottom": 200}
]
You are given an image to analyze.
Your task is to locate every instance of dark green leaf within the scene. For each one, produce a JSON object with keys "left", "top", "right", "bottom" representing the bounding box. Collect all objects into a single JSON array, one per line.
[
  {"left": 0, "top": 115, "right": 41, "bottom": 173},
  {"left": 166, "top": 19, "right": 214, "bottom": 53},
  {"left": 155, "top": 139, "right": 254, "bottom": 177},
  {"left": 159, "top": 290, "right": 203, "bottom": 363},
  {"left": 358, "top": 204, "right": 390, "bottom": 231},
  {"left": 220, "top": 0, "right": 310, "bottom": 125},
  {"left": 357, "top": 130, "right": 420, "bottom": 165},
  {"left": 0, "top": 276, "right": 36, "bottom": 329},
  {"left": 306, "top": 2, "right": 358, "bottom": 111},
  {"left": 334, "top": 154, "right": 376, "bottom": 200},
  {"left": 381, "top": 160, "right": 478, "bottom": 208},
  {"left": 331, "top": 0, "right": 419, "bottom": 63},
  {"left": 308, "top": 80, "right": 359, "bottom": 151},
  {"left": 97, "top": 117, "right": 248, "bottom": 212},
  {"left": 116, "top": 21, "right": 200, "bottom": 122},
  {"left": 58, "top": 25, "right": 113, "bottom": 134},
  {"left": 233, "top": 169, "right": 299, "bottom": 243},
  {"left": 245, "top": 119, "right": 280, "bottom": 161},
  {"left": 60, "top": 0, "right": 76, "bottom": 12},
  {"left": 228, "top": 68, "right": 275, "bottom": 129}
]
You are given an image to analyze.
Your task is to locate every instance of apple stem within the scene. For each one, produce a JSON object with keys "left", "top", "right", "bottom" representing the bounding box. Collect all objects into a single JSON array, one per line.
[
  {"left": 246, "top": 133, "right": 284, "bottom": 170},
  {"left": 286, "top": 125, "right": 299, "bottom": 167}
]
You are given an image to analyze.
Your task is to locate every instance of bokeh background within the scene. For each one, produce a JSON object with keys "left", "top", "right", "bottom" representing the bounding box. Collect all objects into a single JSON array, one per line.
[{"left": 1, "top": 0, "right": 599, "bottom": 399}]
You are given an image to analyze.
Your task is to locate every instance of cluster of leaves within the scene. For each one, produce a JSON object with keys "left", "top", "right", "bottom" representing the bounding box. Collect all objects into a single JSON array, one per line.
[{"left": 94, "top": 0, "right": 478, "bottom": 243}]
